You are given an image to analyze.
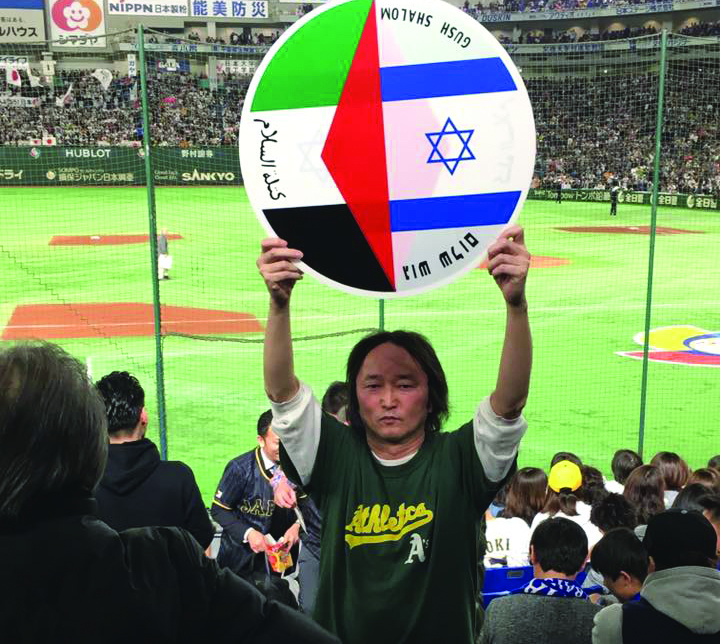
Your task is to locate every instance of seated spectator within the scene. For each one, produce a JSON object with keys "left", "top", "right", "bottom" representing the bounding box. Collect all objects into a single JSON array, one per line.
[
  {"left": 592, "top": 509, "right": 720, "bottom": 643},
  {"left": 672, "top": 482, "right": 713, "bottom": 512},
  {"left": 686, "top": 467, "right": 720, "bottom": 494},
  {"left": 580, "top": 465, "right": 608, "bottom": 506},
  {"left": 532, "top": 460, "right": 602, "bottom": 547},
  {"left": 485, "top": 467, "right": 547, "bottom": 567},
  {"left": 623, "top": 464, "right": 665, "bottom": 538},
  {"left": 583, "top": 495, "right": 639, "bottom": 596},
  {"left": 95, "top": 371, "right": 213, "bottom": 550},
  {"left": 708, "top": 455, "right": 720, "bottom": 471},
  {"left": 590, "top": 528, "right": 649, "bottom": 603},
  {"left": 590, "top": 493, "right": 637, "bottom": 534},
  {"left": 606, "top": 449, "right": 642, "bottom": 494},
  {"left": 0, "top": 342, "right": 340, "bottom": 643},
  {"left": 650, "top": 451, "right": 690, "bottom": 508},
  {"left": 480, "top": 517, "right": 601, "bottom": 644}
]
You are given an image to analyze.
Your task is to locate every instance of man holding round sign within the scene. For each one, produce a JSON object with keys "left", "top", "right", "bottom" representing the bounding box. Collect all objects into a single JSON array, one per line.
[{"left": 257, "top": 224, "right": 531, "bottom": 644}]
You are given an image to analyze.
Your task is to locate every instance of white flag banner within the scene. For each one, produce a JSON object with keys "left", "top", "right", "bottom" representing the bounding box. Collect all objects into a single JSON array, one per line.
[
  {"left": 127, "top": 54, "right": 137, "bottom": 77},
  {"left": 91, "top": 68, "right": 113, "bottom": 90},
  {"left": 41, "top": 60, "right": 55, "bottom": 77},
  {"left": 28, "top": 70, "right": 42, "bottom": 87},
  {"left": 55, "top": 82, "right": 74, "bottom": 107},
  {"left": 6, "top": 66, "right": 21, "bottom": 87},
  {"left": 44, "top": 135, "right": 57, "bottom": 146}
]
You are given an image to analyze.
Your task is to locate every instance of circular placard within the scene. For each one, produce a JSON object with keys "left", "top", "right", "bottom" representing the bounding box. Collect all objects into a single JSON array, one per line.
[{"left": 240, "top": 0, "right": 536, "bottom": 298}]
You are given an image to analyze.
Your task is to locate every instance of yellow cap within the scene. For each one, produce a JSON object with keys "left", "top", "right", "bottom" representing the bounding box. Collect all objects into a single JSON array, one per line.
[{"left": 548, "top": 460, "right": 582, "bottom": 493}]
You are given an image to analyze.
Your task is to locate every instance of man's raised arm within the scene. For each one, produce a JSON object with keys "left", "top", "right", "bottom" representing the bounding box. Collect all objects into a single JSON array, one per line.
[
  {"left": 257, "top": 238, "right": 321, "bottom": 486},
  {"left": 473, "top": 225, "right": 532, "bottom": 483},
  {"left": 257, "top": 238, "right": 303, "bottom": 402},
  {"left": 487, "top": 225, "right": 532, "bottom": 420}
]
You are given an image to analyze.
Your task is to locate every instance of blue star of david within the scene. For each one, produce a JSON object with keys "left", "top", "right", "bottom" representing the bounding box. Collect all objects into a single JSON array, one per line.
[{"left": 425, "top": 117, "right": 476, "bottom": 175}]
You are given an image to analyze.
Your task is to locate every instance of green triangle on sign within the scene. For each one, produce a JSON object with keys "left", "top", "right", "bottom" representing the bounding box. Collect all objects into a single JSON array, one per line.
[{"left": 251, "top": 0, "right": 373, "bottom": 112}]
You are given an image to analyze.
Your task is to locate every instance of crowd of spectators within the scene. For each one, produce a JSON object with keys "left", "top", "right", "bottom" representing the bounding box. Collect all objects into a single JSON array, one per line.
[
  {"left": 530, "top": 63, "right": 720, "bottom": 194},
  {"left": 462, "top": 0, "right": 693, "bottom": 14},
  {"left": 296, "top": 3, "right": 316, "bottom": 16},
  {"left": 480, "top": 448, "right": 720, "bottom": 643},
  {"left": 518, "top": 25, "right": 656, "bottom": 43},
  {"left": 1, "top": 55, "right": 718, "bottom": 194},
  {"left": 680, "top": 19, "right": 720, "bottom": 36},
  {"left": 0, "top": 69, "right": 247, "bottom": 147}
]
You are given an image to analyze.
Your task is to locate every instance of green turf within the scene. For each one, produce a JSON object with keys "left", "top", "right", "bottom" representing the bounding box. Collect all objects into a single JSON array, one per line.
[{"left": 2, "top": 185, "right": 718, "bottom": 502}]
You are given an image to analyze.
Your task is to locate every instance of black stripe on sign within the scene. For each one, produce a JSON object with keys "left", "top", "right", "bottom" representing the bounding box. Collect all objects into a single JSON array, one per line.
[{"left": 264, "top": 204, "right": 394, "bottom": 293}]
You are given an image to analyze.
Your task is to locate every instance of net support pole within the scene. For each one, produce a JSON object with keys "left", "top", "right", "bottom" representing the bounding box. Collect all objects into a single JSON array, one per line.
[
  {"left": 138, "top": 24, "right": 169, "bottom": 459},
  {"left": 638, "top": 29, "right": 668, "bottom": 458},
  {"left": 379, "top": 299, "right": 385, "bottom": 331}
]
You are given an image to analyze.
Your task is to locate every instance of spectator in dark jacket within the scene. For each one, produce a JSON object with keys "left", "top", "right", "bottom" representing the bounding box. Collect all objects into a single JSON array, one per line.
[
  {"left": 95, "top": 371, "right": 213, "bottom": 550},
  {"left": 0, "top": 342, "right": 340, "bottom": 644}
]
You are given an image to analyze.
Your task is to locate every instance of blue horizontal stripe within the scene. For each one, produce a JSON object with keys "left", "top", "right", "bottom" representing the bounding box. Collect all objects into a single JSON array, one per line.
[
  {"left": 380, "top": 58, "right": 516, "bottom": 102},
  {"left": 0, "top": 0, "right": 43, "bottom": 9},
  {"left": 390, "top": 192, "right": 520, "bottom": 232}
]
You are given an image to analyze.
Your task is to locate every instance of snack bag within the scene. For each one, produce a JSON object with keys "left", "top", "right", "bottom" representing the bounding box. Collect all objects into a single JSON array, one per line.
[{"left": 265, "top": 536, "right": 293, "bottom": 573}]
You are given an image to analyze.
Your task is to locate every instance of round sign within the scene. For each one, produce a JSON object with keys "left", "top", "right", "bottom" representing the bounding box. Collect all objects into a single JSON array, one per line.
[{"left": 240, "top": 0, "right": 536, "bottom": 298}]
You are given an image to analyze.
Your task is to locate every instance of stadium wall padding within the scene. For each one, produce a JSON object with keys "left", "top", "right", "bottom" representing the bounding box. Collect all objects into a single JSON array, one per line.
[
  {"left": 528, "top": 188, "right": 720, "bottom": 211},
  {"left": 0, "top": 146, "right": 242, "bottom": 185}
]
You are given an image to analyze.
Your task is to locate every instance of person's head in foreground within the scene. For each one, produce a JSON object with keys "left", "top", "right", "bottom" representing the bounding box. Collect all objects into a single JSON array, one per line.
[
  {"left": 591, "top": 528, "right": 649, "bottom": 602},
  {"left": 531, "top": 516, "right": 588, "bottom": 579},
  {"left": 96, "top": 371, "right": 147, "bottom": 441},
  {"left": 643, "top": 509, "right": 718, "bottom": 571},
  {"left": 0, "top": 342, "right": 107, "bottom": 523},
  {"left": 345, "top": 330, "right": 449, "bottom": 450},
  {"left": 0, "top": 344, "right": 342, "bottom": 643}
]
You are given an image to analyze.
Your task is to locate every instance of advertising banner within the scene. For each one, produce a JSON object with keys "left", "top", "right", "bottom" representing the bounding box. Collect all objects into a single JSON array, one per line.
[
  {"left": 0, "top": 0, "right": 46, "bottom": 43},
  {"left": 528, "top": 188, "right": 720, "bottom": 210},
  {"left": 107, "top": 0, "right": 188, "bottom": 16},
  {"left": 190, "top": 0, "right": 268, "bottom": 18},
  {"left": 0, "top": 146, "right": 241, "bottom": 185},
  {"left": 48, "top": 0, "right": 106, "bottom": 47}
]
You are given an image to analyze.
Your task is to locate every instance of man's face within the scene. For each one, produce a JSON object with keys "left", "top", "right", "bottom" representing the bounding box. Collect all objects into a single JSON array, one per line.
[
  {"left": 601, "top": 572, "right": 640, "bottom": 603},
  {"left": 356, "top": 342, "right": 429, "bottom": 446},
  {"left": 258, "top": 427, "right": 280, "bottom": 463}
]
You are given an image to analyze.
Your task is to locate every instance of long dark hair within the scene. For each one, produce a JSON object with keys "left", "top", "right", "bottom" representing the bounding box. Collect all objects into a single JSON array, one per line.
[
  {"left": 542, "top": 489, "right": 580, "bottom": 517},
  {"left": 346, "top": 330, "right": 449, "bottom": 435},
  {"left": 503, "top": 467, "right": 548, "bottom": 526},
  {"left": 580, "top": 465, "right": 609, "bottom": 505},
  {"left": 624, "top": 464, "right": 665, "bottom": 524}
]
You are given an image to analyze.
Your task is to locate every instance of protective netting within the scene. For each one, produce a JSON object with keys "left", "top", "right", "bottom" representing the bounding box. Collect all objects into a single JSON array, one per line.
[{"left": 2, "top": 28, "right": 718, "bottom": 499}]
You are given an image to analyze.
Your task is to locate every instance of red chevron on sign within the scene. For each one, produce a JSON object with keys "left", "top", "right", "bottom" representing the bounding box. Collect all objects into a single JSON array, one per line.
[{"left": 321, "top": 0, "right": 394, "bottom": 288}]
